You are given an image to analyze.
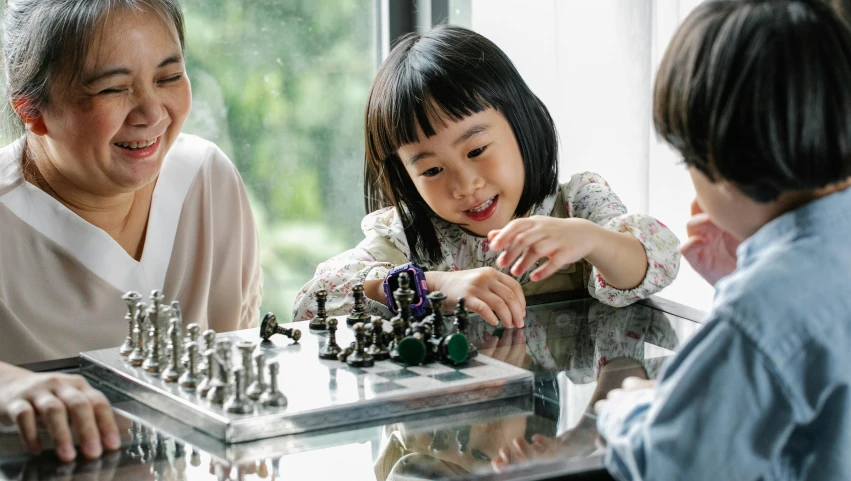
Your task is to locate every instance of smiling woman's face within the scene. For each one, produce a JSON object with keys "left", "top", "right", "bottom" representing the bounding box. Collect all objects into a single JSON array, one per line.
[
  {"left": 33, "top": 6, "right": 191, "bottom": 196},
  {"left": 396, "top": 108, "right": 526, "bottom": 237}
]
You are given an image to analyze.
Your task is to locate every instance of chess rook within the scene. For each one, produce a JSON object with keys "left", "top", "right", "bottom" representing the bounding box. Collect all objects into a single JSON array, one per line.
[
  {"left": 260, "top": 313, "right": 302, "bottom": 343},
  {"left": 246, "top": 352, "right": 267, "bottom": 400},
  {"left": 224, "top": 367, "right": 253, "bottom": 414},
  {"left": 309, "top": 289, "right": 329, "bottom": 330},
  {"left": 259, "top": 361, "right": 288, "bottom": 408},
  {"left": 318, "top": 317, "right": 342, "bottom": 360},
  {"left": 119, "top": 291, "right": 142, "bottom": 356},
  {"left": 236, "top": 340, "right": 256, "bottom": 386},
  {"left": 346, "top": 284, "right": 370, "bottom": 327}
]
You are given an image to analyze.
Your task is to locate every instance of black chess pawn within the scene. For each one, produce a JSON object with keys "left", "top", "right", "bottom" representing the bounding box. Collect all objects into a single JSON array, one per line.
[
  {"left": 423, "top": 291, "right": 448, "bottom": 337},
  {"left": 346, "top": 322, "right": 374, "bottom": 367},
  {"left": 309, "top": 289, "right": 329, "bottom": 330},
  {"left": 260, "top": 312, "right": 302, "bottom": 343},
  {"left": 119, "top": 291, "right": 141, "bottom": 356},
  {"left": 389, "top": 315, "right": 407, "bottom": 362},
  {"left": 346, "top": 284, "right": 370, "bottom": 327},
  {"left": 319, "top": 318, "right": 342, "bottom": 360},
  {"left": 454, "top": 298, "right": 478, "bottom": 359},
  {"left": 365, "top": 316, "right": 390, "bottom": 360},
  {"left": 337, "top": 341, "right": 355, "bottom": 362}
]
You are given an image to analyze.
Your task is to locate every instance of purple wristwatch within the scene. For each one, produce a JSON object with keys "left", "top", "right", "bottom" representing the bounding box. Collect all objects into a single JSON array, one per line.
[{"left": 383, "top": 262, "right": 429, "bottom": 318}]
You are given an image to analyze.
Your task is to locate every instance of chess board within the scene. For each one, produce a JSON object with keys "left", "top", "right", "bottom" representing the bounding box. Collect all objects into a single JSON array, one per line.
[{"left": 80, "top": 319, "right": 533, "bottom": 443}]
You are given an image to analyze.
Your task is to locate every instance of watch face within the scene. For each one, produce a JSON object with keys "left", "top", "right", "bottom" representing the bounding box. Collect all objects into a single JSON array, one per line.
[{"left": 389, "top": 268, "right": 421, "bottom": 306}]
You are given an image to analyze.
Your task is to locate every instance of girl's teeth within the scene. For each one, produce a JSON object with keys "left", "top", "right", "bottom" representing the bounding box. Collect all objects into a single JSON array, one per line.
[{"left": 469, "top": 197, "right": 494, "bottom": 213}]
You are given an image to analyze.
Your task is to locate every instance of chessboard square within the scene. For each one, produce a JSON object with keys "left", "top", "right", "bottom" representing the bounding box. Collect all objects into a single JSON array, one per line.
[
  {"left": 376, "top": 369, "right": 421, "bottom": 380},
  {"left": 368, "top": 381, "right": 406, "bottom": 393},
  {"left": 460, "top": 359, "right": 486, "bottom": 369},
  {"left": 340, "top": 366, "right": 368, "bottom": 375},
  {"left": 433, "top": 371, "right": 473, "bottom": 382},
  {"left": 406, "top": 364, "right": 454, "bottom": 376},
  {"left": 364, "top": 362, "right": 401, "bottom": 374}
]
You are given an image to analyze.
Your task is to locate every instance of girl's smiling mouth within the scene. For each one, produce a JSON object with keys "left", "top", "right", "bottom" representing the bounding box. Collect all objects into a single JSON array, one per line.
[{"left": 464, "top": 195, "right": 498, "bottom": 221}]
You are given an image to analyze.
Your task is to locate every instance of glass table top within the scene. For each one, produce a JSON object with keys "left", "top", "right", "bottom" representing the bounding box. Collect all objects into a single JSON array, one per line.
[{"left": 0, "top": 296, "right": 705, "bottom": 481}]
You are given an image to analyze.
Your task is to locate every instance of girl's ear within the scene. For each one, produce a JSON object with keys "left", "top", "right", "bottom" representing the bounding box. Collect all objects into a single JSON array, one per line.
[{"left": 10, "top": 97, "right": 47, "bottom": 136}]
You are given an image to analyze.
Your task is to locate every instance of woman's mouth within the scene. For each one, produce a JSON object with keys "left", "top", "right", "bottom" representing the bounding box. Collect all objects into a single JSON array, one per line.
[
  {"left": 113, "top": 136, "right": 161, "bottom": 159},
  {"left": 464, "top": 195, "right": 498, "bottom": 222}
]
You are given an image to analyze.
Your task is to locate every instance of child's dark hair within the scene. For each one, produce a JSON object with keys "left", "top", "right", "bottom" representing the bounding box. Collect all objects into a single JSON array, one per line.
[
  {"left": 654, "top": 0, "right": 851, "bottom": 202},
  {"left": 363, "top": 25, "right": 559, "bottom": 265}
]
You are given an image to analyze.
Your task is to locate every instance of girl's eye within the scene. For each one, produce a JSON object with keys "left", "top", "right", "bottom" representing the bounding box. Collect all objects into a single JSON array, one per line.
[
  {"left": 422, "top": 167, "right": 443, "bottom": 177},
  {"left": 468, "top": 146, "right": 487, "bottom": 158},
  {"left": 159, "top": 74, "right": 183, "bottom": 84}
]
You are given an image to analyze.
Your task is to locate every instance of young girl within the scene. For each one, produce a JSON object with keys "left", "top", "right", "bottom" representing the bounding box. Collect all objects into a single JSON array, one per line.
[
  {"left": 292, "top": 25, "right": 680, "bottom": 327},
  {"left": 589, "top": 1, "right": 851, "bottom": 479}
]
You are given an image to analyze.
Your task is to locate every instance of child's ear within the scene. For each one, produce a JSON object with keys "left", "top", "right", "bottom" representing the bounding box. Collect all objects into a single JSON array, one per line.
[{"left": 10, "top": 97, "right": 47, "bottom": 136}]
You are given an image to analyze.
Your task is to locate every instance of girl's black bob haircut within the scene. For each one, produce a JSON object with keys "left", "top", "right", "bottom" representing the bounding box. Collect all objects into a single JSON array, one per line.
[
  {"left": 654, "top": 0, "right": 851, "bottom": 203},
  {"left": 364, "top": 25, "right": 559, "bottom": 265}
]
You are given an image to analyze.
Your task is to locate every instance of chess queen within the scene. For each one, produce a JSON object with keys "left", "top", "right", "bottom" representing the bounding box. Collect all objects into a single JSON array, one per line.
[
  {"left": 293, "top": 25, "right": 681, "bottom": 328},
  {"left": 0, "top": 0, "right": 262, "bottom": 462}
]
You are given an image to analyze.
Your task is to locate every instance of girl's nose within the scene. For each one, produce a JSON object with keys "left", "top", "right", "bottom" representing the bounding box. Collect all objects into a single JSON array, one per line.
[{"left": 452, "top": 167, "right": 485, "bottom": 199}]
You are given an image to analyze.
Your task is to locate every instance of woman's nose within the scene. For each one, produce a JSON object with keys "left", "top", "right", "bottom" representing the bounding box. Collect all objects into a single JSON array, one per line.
[{"left": 127, "top": 87, "right": 166, "bottom": 128}]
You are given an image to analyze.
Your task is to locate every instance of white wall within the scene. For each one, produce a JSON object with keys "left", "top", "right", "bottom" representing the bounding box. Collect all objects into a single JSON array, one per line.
[{"left": 470, "top": 0, "right": 714, "bottom": 312}]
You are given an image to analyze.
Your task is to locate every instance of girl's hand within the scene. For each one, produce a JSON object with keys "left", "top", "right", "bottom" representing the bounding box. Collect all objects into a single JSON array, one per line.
[
  {"left": 425, "top": 268, "right": 526, "bottom": 328},
  {"left": 680, "top": 200, "right": 740, "bottom": 286},
  {"left": 593, "top": 377, "right": 656, "bottom": 415},
  {"left": 0, "top": 362, "right": 120, "bottom": 462},
  {"left": 488, "top": 216, "right": 595, "bottom": 282}
]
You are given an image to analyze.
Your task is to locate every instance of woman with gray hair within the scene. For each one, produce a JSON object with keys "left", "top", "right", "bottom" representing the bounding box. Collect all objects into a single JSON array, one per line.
[{"left": 0, "top": 0, "right": 262, "bottom": 462}]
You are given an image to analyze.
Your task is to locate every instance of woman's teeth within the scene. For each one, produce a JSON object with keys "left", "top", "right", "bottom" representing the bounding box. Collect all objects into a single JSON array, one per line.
[
  {"left": 468, "top": 197, "right": 495, "bottom": 213},
  {"left": 115, "top": 137, "right": 157, "bottom": 149}
]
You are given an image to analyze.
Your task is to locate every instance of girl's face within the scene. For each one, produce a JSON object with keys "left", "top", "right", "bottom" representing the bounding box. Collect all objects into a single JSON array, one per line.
[
  {"left": 397, "top": 108, "right": 526, "bottom": 237},
  {"left": 33, "top": 6, "right": 191, "bottom": 196}
]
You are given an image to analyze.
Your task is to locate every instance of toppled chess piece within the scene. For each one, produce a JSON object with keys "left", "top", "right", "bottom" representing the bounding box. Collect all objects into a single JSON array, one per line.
[
  {"left": 179, "top": 341, "right": 203, "bottom": 390},
  {"left": 318, "top": 318, "right": 342, "bottom": 360},
  {"left": 259, "top": 361, "right": 288, "bottom": 408},
  {"left": 246, "top": 351, "right": 267, "bottom": 401},
  {"left": 346, "top": 284, "right": 370, "bottom": 327},
  {"left": 260, "top": 313, "right": 302, "bottom": 343},
  {"left": 454, "top": 298, "right": 477, "bottom": 359},
  {"left": 345, "top": 322, "right": 374, "bottom": 368},
  {"left": 309, "top": 289, "right": 329, "bottom": 330},
  {"left": 224, "top": 367, "right": 254, "bottom": 414},
  {"left": 120, "top": 291, "right": 142, "bottom": 356},
  {"left": 161, "top": 318, "right": 186, "bottom": 382}
]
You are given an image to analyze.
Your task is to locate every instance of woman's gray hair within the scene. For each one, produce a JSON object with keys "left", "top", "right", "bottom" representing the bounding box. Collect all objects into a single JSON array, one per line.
[{"left": 1, "top": 0, "right": 185, "bottom": 137}]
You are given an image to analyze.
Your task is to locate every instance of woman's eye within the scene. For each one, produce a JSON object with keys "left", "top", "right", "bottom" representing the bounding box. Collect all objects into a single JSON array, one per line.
[
  {"left": 468, "top": 146, "right": 487, "bottom": 158},
  {"left": 159, "top": 74, "right": 183, "bottom": 84},
  {"left": 422, "top": 167, "right": 443, "bottom": 177},
  {"left": 99, "top": 87, "right": 126, "bottom": 95}
]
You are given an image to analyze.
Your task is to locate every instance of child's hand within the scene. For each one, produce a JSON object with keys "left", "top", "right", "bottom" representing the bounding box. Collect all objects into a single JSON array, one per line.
[
  {"left": 680, "top": 199, "right": 740, "bottom": 286},
  {"left": 479, "top": 326, "right": 527, "bottom": 367},
  {"left": 488, "top": 217, "right": 595, "bottom": 282},
  {"left": 425, "top": 268, "right": 526, "bottom": 328},
  {"left": 593, "top": 376, "right": 656, "bottom": 415},
  {"left": 0, "top": 363, "right": 120, "bottom": 462}
]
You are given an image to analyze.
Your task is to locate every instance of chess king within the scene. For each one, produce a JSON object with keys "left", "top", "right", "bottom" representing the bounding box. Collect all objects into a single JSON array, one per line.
[{"left": 0, "top": 0, "right": 263, "bottom": 463}]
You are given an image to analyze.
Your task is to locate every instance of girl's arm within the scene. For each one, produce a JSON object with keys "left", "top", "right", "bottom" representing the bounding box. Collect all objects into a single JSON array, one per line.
[{"left": 582, "top": 220, "right": 648, "bottom": 290}]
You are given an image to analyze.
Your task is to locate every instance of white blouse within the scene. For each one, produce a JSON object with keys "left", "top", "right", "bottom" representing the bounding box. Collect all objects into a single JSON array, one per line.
[{"left": 0, "top": 134, "right": 263, "bottom": 365}]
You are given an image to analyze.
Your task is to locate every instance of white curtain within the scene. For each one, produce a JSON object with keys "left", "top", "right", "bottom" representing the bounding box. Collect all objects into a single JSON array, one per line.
[{"left": 469, "top": 0, "right": 714, "bottom": 313}]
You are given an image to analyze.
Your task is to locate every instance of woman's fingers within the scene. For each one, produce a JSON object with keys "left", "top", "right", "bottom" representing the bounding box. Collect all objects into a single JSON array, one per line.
[
  {"left": 32, "top": 394, "right": 76, "bottom": 462},
  {"left": 7, "top": 399, "right": 40, "bottom": 454}
]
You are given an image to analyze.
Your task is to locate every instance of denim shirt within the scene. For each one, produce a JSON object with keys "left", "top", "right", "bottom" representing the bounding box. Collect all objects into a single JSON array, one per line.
[{"left": 597, "top": 188, "right": 851, "bottom": 481}]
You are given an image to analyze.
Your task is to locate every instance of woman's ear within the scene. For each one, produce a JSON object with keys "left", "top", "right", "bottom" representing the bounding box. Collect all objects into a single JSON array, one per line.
[{"left": 10, "top": 97, "right": 47, "bottom": 136}]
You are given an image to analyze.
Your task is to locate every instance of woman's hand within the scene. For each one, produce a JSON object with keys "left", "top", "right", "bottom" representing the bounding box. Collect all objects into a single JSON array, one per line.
[
  {"left": 680, "top": 200, "right": 740, "bottom": 286},
  {"left": 425, "top": 268, "right": 526, "bottom": 328},
  {"left": 0, "top": 362, "right": 119, "bottom": 462},
  {"left": 488, "top": 217, "right": 596, "bottom": 282}
]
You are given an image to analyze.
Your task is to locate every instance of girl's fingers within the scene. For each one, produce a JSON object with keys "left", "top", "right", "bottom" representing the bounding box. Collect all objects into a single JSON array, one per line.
[
  {"left": 488, "top": 219, "right": 532, "bottom": 251},
  {"left": 496, "top": 272, "right": 526, "bottom": 313},
  {"left": 7, "top": 399, "right": 40, "bottom": 454},
  {"left": 489, "top": 281, "right": 525, "bottom": 327},
  {"left": 83, "top": 388, "right": 119, "bottom": 451},
  {"left": 496, "top": 230, "right": 546, "bottom": 268},
  {"left": 32, "top": 394, "right": 76, "bottom": 462},
  {"left": 57, "top": 388, "right": 102, "bottom": 460},
  {"left": 476, "top": 291, "right": 515, "bottom": 328},
  {"left": 511, "top": 438, "right": 532, "bottom": 463},
  {"left": 464, "top": 297, "right": 500, "bottom": 326},
  {"left": 529, "top": 258, "right": 563, "bottom": 283}
]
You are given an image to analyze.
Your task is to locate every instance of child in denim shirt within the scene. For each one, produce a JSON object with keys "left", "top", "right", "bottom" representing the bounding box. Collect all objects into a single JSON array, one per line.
[{"left": 592, "top": 1, "right": 851, "bottom": 480}]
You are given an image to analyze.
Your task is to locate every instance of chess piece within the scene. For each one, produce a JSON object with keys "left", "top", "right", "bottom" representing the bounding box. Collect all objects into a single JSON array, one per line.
[
  {"left": 389, "top": 315, "right": 407, "bottom": 362},
  {"left": 128, "top": 302, "right": 148, "bottom": 366},
  {"left": 423, "top": 291, "right": 447, "bottom": 337},
  {"left": 170, "top": 300, "right": 182, "bottom": 324},
  {"left": 246, "top": 352, "right": 267, "bottom": 400},
  {"left": 161, "top": 318, "right": 186, "bottom": 382},
  {"left": 236, "top": 340, "right": 256, "bottom": 386},
  {"left": 309, "top": 289, "right": 329, "bottom": 330},
  {"left": 346, "top": 322, "right": 374, "bottom": 368},
  {"left": 394, "top": 272, "right": 415, "bottom": 326},
  {"left": 197, "top": 349, "right": 216, "bottom": 397},
  {"left": 224, "top": 367, "right": 253, "bottom": 414},
  {"left": 397, "top": 321, "right": 428, "bottom": 366},
  {"left": 365, "top": 316, "right": 390, "bottom": 360},
  {"left": 206, "top": 339, "right": 233, "bottom": 404},
  {"left": 200, "top": 329, "right": 216, "bottom": 372},
  {"left": 346, "top": 284, "right": 370, "bottom": 327},
  {"left": 179, "top": 341, "right": 203, "bottom": 390},
  {"left": 318, "top": 317, "right": 342, "bottom": 359},
  {"left": 260, "top": 313, "right": 302, "bottom": 343},
  {"left": 454, "top": 298, "right": 478, "bottom": 359},
  {"left": 259, "top": 361, "right": 288, "bottom": 408},
  {"left": 182, "top": 323, "right": 200, "bottom": 367},
  {"left": 142, "top": 321, "right": 163, "bottom": 374},
  {"left": 336, "top": 342, "right": 355, "bottom": 362},
  {"left": 119, "top": 291, "right": 141, "bottom": 356}
]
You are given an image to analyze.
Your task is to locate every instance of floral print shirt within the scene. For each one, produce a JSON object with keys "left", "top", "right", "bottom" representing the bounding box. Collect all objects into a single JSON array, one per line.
[{"left": 292, "top": 172, "right": 680, "bottom": 321}]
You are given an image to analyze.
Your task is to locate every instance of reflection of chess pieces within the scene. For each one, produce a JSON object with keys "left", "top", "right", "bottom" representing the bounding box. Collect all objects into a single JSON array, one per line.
[
  {"left": 161, "top": 318, "right": 186, "bottom": 382},
  {"left": 259, "top": 361, "right": 288, "bottom": 408},
  {"left": 454, "top": 298, "right": 478, "bottom": 359},
  {"left": 319, "top": 318, "right": 342, "bottom": 360},
  {"left": 260, "top": 313, "right": 302, "bottom": 343},
  {"left": 309, "top": 289, "right": 329, "bottom": 330},
  {"left": 120, "top": 291, "right": 141, "bottom": 356},
  {"left": 129, "top": 301, "right": 148, "bottom": 366},
  {"left": 236, "top": 340, "right": 257, "bottom": 386},
  {"left": 346, "top": 322, "right": 374, "bottom": 367},
  {"left": 198, "top": 349, "right": 216, "bottom": 397},
  {"left": 366, "top": 316, "right": 390, "bottom": 360},
  {"left": 179, "top": 342, "right": 203, "bottom": 390},
  {"left": 224, "top": 367, "right": 254, "bottom": 414},
  {"left": 346, "top": 284, "right": 371, "bottom": 327},
  {"left": 246, "top": 352, "right": 267, "bottom": 400}
]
